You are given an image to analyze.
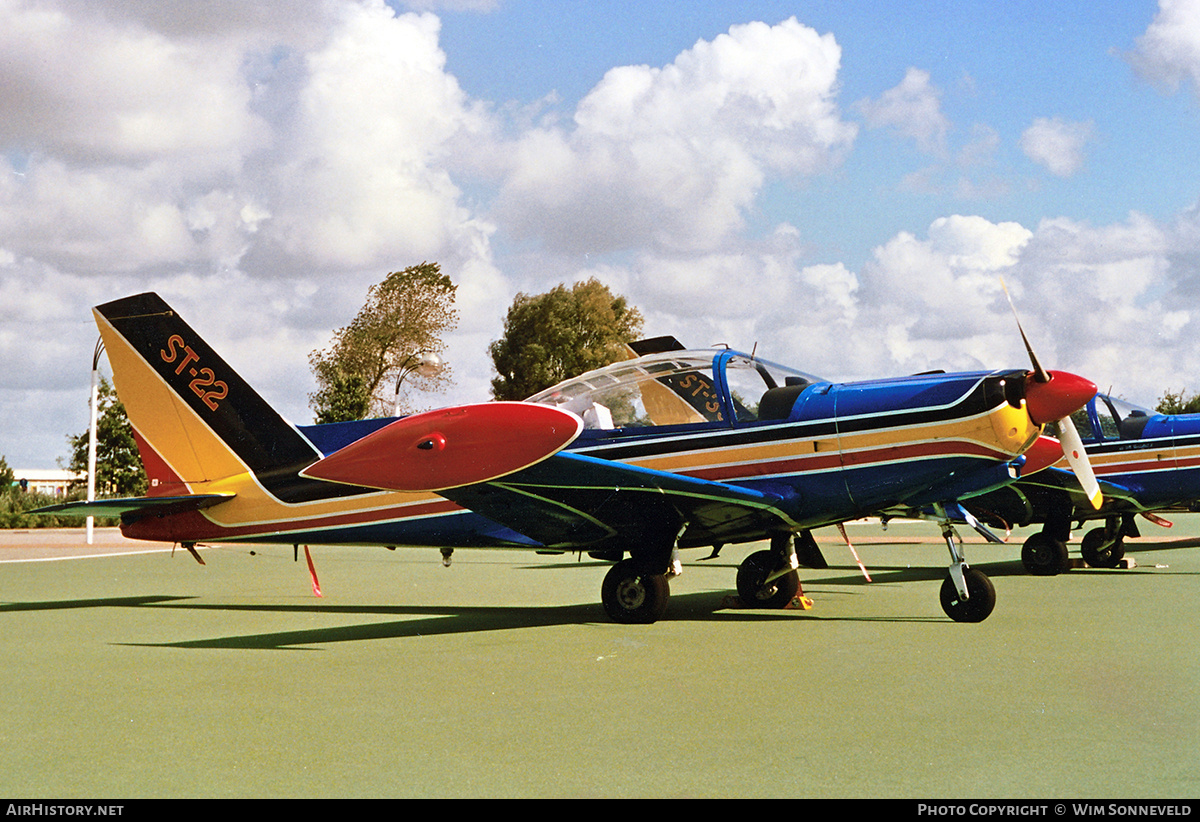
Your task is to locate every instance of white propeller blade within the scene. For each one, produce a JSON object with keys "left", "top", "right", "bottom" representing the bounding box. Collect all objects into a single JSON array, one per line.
[{"left": 1057, "top": 415, "right": 1103, "bottom": 509}]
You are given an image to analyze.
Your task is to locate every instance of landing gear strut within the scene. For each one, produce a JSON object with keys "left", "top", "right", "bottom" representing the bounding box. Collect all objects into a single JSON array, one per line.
[{"left": 936, "top": 508, "right": 996, "bottom": 622}]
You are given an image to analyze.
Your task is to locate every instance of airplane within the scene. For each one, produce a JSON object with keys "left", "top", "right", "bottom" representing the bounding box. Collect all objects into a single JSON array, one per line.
[
  {"left": 35, "top": 292, "right": 1100, "bottom": 624},
  {"left": 958, "top": 390, "right": 1200, "bottom": 575}
]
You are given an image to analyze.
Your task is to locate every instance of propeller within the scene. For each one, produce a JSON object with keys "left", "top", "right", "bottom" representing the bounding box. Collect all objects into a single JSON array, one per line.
[{"left": 1001, "top": 279, "right": 1102, "bottom": 509}]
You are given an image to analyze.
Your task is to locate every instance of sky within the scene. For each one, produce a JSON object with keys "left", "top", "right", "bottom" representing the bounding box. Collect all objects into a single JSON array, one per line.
[{"left": 3, "top": 0, "right": 1200, "bottom": 469}]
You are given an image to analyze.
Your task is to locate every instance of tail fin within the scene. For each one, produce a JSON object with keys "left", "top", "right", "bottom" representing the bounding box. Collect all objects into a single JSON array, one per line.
[{"left": 96, "top": 293, "right": 329, "bottom": 503}]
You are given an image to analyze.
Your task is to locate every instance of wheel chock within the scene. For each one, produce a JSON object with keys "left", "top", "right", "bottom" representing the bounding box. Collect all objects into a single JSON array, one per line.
[
  {"left": 720, "top": 595, "right": 815, "bottom": 610},
  {"left": 1072, "top": 556, "right": 1138, "bottom": 570}
]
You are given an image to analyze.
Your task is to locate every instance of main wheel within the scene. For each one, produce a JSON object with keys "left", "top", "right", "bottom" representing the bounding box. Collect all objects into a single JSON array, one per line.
[
  {"left": 1021, "top": 531, "right": 1070, "bottom": 575},
  {"left": 601, "top": 558, "right": 670, "bottom": 624},
  {"left": 940, "top": 568, "right": 996, "bottom": 623},
  {"left": 1080, "top": 527, "right": 1125, "bottom": 569},
  {"left": 736, "top": 549, "right": 801, "bottom": 609}
]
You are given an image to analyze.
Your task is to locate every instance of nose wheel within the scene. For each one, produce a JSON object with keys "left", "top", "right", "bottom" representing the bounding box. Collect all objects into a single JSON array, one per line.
[
  {"left": 940, "top": 567, "right": 996, "bottom": 622},
  {"left": 935, "top": 506, "right": 997, "bottom": 622}
]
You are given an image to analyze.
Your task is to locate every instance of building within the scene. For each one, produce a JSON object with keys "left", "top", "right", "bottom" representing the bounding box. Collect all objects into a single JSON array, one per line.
[{"left": 11, "top": 469, "right": 81, "bottom": 498}]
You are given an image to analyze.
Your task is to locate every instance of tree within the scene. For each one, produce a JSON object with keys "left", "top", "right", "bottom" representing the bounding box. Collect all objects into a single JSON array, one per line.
[
  {"left": 0, "top": 455, "right": 14, "bottom": 498},
  {"left": 309, "top": 262, "right": 458, "bottom": 422},
  {"left": 489, "top": 278, "right": 644, "bottom": 400},
  {"left": 1156, "top": 389, "right": 1200, "bottom": 415},
  {"left": 65, "top": 376, "right": 147, "bottom": 498}
]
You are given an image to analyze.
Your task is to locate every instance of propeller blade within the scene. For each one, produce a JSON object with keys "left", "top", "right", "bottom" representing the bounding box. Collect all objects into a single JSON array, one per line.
[
  {"left": 1000, "top": 277, "right": 1102, "bottom": 508},
  {"left": 1057, "top": 414, "right": 1103, "bottom": 509},
  {"left": 1000, "top": 277, "right": 1050, "bottom": 382}
]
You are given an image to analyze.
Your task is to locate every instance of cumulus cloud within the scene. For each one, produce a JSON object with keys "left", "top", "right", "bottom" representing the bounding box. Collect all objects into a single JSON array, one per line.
[
  {"left": 845, "top": 211, "right": 1196, "bottom": 406},
  {"left": 494, "top": 18, "right": 857, "bottom": 254},
  {"left": 1129, "top": 0, "right": 1200, "bottom": 97},
  {"left": 0, "top": 0, "right": 268, "bottom": 163},
  {"left": 0, "top": 1, "right": 512, "bottom": 464},
  {"left": 258, "top": 6, "right": 490, "bottom": 273},
  {"left": 1019, "top": 117, "right": 1095, "bottom": 176},
  {"left": 857, "top": 68, "right": 950, "bottom": 154}
]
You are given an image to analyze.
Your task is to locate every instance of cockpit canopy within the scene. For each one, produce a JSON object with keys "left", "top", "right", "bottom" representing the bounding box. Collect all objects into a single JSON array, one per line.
[
  {"left": 1066, "top": 393, "right": 1156, "bottom": 441},
  {"left": 526, "top": 350, "right": 825, "bottom": 429}
]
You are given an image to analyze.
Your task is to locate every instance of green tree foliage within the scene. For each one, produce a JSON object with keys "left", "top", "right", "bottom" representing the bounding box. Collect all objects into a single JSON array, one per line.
[
  {"left": 0, "top": 454, "right": 89, "bottom": 527},
  {"left": 309, "top": 263, "right": 458, "bottom": 423},
  {"left": 0, "top": 455, "right": 14, "bottom": 498},
  {"left": 1156, "top": 389, "right": 1200, "bottom": 415},
  {"left": 66, "top": 376, "right": 148, "bottom": 498},
  {"left": 489, "top": 278, "right": 644, "bottom": 401}
]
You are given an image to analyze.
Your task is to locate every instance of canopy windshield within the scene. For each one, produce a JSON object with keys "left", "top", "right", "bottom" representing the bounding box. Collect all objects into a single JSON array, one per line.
[{"left": 526, "top": 350, "right": 825, "bottom": 429}]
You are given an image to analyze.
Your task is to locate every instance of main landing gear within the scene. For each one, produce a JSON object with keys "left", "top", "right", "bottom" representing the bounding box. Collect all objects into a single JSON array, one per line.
[
  {"left": 735, "top": 534, "right": 802, "bottom": 609},
  {"left": 601, "top": 557, "right": 674, "bottom": 624},
  {"left": 1080, "top": 521, "right": 1128, "bottom": 569},
  {"left": 600, "top": 521, "right": 686, "bottom": 624},
  {"left": 1020, "top": 514, "right": 1136, "bottom": 574},
  {"left": 599, "top": 531, "right": 803, "bottom": 624}
]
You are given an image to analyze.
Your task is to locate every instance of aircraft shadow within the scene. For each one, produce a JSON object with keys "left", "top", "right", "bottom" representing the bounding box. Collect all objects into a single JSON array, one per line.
[
  {"left": 2, "top": 586, "right": 946, "bottom": 650},
  {"left": 14, "top": 551, "right": 1144, "bottom": 650},
  {"left": 0, "top": 595, "right": 192, "bottom": 612},
  {"left": 128, "top": 590, "right": 900, "bottom": 649}
]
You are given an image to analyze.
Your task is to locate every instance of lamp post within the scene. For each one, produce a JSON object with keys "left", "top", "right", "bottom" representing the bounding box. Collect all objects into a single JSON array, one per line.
[
  {"left": 86, "top": 336, "right": 104, "bottom": 545},
  {"left": 393, "top": 350, "right": 442, "bottom": 416}
]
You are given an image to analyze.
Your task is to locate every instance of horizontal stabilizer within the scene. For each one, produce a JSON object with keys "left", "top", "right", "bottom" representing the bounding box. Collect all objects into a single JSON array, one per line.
[{"left": 32, "top": 494, "right": 234, "bottom": 521}]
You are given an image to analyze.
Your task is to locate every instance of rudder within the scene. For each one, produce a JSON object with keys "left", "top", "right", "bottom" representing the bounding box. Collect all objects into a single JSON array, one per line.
[{"left": 96, "top": 293, "right": 331, "bottom": 503}]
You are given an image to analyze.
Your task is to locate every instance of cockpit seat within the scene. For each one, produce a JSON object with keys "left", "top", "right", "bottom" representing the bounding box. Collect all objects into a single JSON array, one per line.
[
  {"left": 1118, "top": 410, "right": 1150, "bottom": 440},
  {"left": 758, "top": 383, "right": 808, "bottom": 421}
]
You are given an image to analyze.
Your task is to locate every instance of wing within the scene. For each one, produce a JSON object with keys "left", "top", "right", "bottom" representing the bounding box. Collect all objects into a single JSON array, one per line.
[
  {"left": 438, "top": 451, "right": 798, "bottom": 550},
  {"left": 1003, "top": 466, "right": 1136, "bottom": 508}
]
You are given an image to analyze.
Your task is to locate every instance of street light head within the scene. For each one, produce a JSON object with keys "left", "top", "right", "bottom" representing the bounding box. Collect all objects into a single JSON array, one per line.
[
  {"left": 393, "top": 350, "right": 446, "bottom": 416},
  {"left": 413, "top": 351, "right": 441, "bottom": 377}
]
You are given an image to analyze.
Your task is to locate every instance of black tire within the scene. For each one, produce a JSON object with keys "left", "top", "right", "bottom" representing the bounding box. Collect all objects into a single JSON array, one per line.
[
  {"left": 1080, "top": 527, "right": 1125, "bottom": 569},
  {"left": 940, "top": 568, "right": 996, "bottom": 623},
  {"left": 1021, "top": 531, "right": 1070, "bottom": 575},
  {"left": 601, "top": 559, "right": 670, "bottom": 624},
  {"left": 736, "top": 549, "right": 801, "bottom": 609}
]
